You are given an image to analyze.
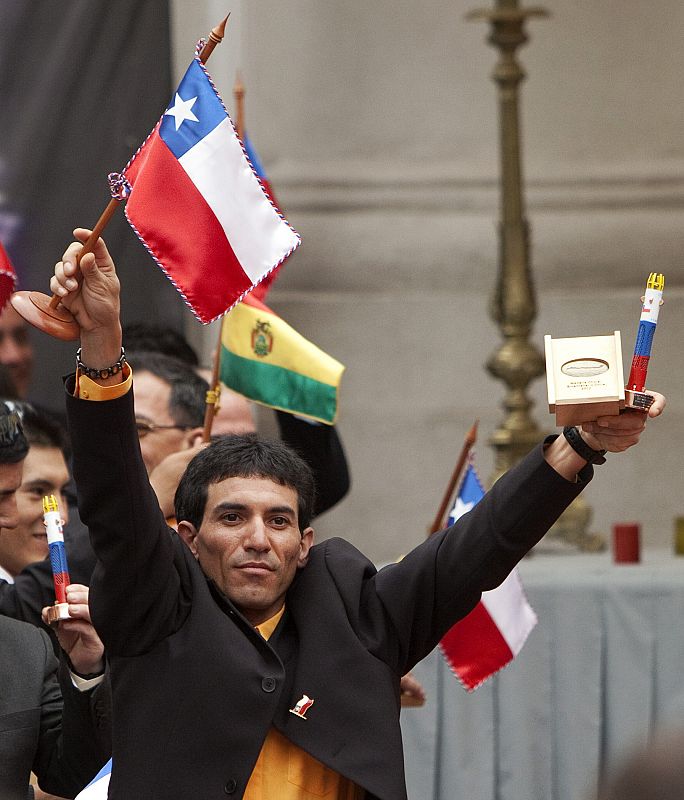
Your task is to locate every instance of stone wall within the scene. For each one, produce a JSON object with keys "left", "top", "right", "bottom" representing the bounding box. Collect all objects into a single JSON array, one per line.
[{"left": 172, "top": 0, "right": 684, "bottom": 562}]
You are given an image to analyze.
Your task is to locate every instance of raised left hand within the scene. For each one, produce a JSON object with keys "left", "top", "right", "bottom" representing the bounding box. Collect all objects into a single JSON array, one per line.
[
  {"left": 42, "top": 583, "right": 104, "bottom": 676},
  {"left": 581, "top": 390, "right": 666, "bottom": 453}
]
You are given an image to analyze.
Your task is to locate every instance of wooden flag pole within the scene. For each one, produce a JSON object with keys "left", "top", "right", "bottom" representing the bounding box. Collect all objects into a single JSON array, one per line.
[
  {"left": 427, "top": 420, "right": 478, "bottom": 536},
  {"left": 400, "top": 421, "right": 478, "bottom": 709},
  {"left": 202, "top": 321, "right": 225, "bottom": 443},
  {"left": 234, "top": 71, "right": 246, "bottom": 140},
  {"left": 10, "top": 15, "right": 230, "bottom": 341}
]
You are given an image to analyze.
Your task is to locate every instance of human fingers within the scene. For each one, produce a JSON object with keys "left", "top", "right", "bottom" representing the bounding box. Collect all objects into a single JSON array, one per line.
[
  {"left": 585, "top": 410, "right": 647, "bottom": 435},
  {"left": 65, "top": 583, "right": 90, "bottom": 603},
  {"left": 73, "top": 228, "right": 115, "bottom": 271},
  {"left": 66, "top": 583, "right": 90, "bottom": 602},
  {"left": 645, "top": 390, "right": 666, "bottom": 418},
  {"left": 50, "top": 243, "right": 82, "bottom": 294},
  {"left": 58, "top": 617, "right": 90, "bottom": 635},
  {"left": 581, "top": 412, "right": 646, "bottom": 452},
  {"left": 60, "top": 240, "right": 83, "bottom": 273},
  {"left": 586, "top": 428, "right": 643, "bottom": 453},
  {"left": 400, "top": 672, "right": 426, "bottom": 702},
  {"left": 62, "top": 603, "right": 92, "bottom": 623}
]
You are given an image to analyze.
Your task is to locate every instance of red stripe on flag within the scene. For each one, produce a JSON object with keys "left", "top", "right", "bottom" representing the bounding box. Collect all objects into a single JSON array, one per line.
[
  {"left": 124, "top": 132, "right": 254, "bottom": 323},
  {"left": 0, "top": 242, "right": 17, "bottom": 310},
  {"left": 440, "top": 601, "right": 514, "bottom": 691}
]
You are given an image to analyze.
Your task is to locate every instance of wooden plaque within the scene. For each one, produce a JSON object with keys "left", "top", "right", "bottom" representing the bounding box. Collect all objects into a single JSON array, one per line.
[{"left": 545, "top": 332, "right": 625, "bottom": 426}]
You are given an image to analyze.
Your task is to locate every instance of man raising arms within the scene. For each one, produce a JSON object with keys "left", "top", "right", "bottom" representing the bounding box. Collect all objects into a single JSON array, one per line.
[{"left": 51, "top": 229, "right": 664, "bottom": 800}]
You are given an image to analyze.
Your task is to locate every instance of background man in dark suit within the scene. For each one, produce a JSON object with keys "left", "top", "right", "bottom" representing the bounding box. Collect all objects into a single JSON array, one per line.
[
  {"left": 52, "top": 230, "right": 664, "bottom": 799},
  {"left": 0, "top": 405, "right": 71, "bottom": 583},
  {"left": 0, "top": 403, "right": 108, "bottom": 800}
]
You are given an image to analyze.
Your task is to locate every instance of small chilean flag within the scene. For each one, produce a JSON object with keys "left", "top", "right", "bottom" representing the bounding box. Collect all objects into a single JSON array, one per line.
[
  {"left": 119, "top": 55, "right": 300, "bottom": 323},
  {"left": 75, "top": 759, "right": 111, "bottom": 799},
  {"left": 440, "top": 460, "right": 538, "bottom": 691},
  {"left": 0, "top": 241, "right": 18, "bottom": 310}
]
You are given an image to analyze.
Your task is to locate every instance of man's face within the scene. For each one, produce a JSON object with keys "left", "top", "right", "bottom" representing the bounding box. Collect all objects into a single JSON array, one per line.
[
  {"left": 178, "top": 476, "right": 313, "bottom": 626},
  {"left": 0, "top": 445, "right": 69, "bottom": 577},
  {"left": 0, "top": 305, "right": 34, "bottom": 398},
  {"left": 133, "top": 370, "right": 193, "bottom": 475},
  {"left": 0, "top": 460, "right": 23, "bottom": 532}
]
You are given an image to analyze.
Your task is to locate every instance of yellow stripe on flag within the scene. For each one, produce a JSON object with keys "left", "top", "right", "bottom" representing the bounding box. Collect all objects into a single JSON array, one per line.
[{"left": 221, "top": 301, "right": 344, "bottom": 386}]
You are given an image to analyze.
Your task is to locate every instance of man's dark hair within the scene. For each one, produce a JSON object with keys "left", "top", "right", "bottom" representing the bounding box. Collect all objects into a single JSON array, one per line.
[
  {"left": 18, "top": 404, "right": 69, "bottom": 455},
  {"left": 175, "top": 434, "right": 316, "bottom": 532},
  {"left": 124, "top": 322, "right": 199, "bottom": 366},
  {"left": 127, "top": 351, "right": 208, "bottom": 427},
  {"left": 0, "top": 402, "right": 28, "bottom": 464}
]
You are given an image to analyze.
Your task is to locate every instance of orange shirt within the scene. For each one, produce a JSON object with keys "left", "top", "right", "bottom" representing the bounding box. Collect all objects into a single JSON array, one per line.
[{"left": 244, "top": 611, "right": 364, "bottom": 799}]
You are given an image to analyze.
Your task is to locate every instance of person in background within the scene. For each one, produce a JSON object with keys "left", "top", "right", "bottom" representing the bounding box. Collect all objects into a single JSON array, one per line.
[
  {"left": 0, "top": 304, "right": 33, "bottom": 399},
  {"left": 0, "top": 404, "right": 70, "bottom": 583},
  {"left": 0, "top": 403, "right": 95, "bottom": 628},
  {"left": 0, "top": 403, "right": 108, "bottom": 800},
  {"left": 595, "top": 729, "right": 684, "bottom": 800}
]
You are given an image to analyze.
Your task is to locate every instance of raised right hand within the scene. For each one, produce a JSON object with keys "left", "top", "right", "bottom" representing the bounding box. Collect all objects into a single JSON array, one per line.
[{"left": 50, "top": 228, "right": 121, "bottom": 340}]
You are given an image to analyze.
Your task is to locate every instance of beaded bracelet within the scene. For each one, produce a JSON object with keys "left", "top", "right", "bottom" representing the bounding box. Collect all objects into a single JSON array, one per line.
[{"left": 76, "top": 347, "right": 127, "bottom": 380}]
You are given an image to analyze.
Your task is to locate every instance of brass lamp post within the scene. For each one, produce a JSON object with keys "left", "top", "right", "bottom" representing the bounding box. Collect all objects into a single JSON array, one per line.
[
  {"left": 467, "top": 0, "right": 548, "bottom": 478},
  {"left": 467, "top": 0, "right": 604, "bottom": 550}
]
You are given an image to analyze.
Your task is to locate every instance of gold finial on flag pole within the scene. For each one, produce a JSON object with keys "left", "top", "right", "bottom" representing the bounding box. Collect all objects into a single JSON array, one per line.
[{"left": 10, "top": 14, "right": 231, "bottom": 341}]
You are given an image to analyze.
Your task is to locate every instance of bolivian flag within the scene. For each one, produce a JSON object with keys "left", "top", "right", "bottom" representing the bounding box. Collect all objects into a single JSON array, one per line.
[{"left": 220, "top": 294, "right": 344, "bottom": 424}]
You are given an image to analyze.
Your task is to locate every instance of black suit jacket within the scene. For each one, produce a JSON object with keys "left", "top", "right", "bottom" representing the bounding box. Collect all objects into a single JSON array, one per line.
[
  {"left": 0, "top": 615, "right": 107, "bottom": 800},
  {"left": 66, "top": 383, "right": 588, "bottom": 800}
]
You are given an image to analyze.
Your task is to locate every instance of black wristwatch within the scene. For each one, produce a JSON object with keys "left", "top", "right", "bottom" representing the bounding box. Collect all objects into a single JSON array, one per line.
[{"left": 562, "top": 425, "right": 606, "bottom": 465}]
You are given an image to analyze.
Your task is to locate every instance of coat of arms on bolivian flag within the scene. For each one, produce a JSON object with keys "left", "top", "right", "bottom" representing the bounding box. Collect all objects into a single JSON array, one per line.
[{"left": 220, "top": 294, "right": 345, "bottom": 424}]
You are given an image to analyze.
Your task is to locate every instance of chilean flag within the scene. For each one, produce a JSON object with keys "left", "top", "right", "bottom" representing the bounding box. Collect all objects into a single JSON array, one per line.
[
  {"left": 75, "top": 759, "right": 111, "bottom": 799},
  {"left": 0, "top": 241, "right": 17, "bottom": 310},
  {"left": 119, "top": 57, "right": 300, "bottom": 323},
  {"left": 440, "top": 461, "right": 538, "bottom": 691}
]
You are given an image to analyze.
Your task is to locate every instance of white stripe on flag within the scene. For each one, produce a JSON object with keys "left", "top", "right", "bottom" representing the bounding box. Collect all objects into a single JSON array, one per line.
[
  {"left": 480, "top": 568, "right": 537, "bottom": 655},
  {"left": 179, "top": 118, "right": 299, "bottom": 282},
  {"left": 75, "top": 760, "right": 111, "bottom": 799}
]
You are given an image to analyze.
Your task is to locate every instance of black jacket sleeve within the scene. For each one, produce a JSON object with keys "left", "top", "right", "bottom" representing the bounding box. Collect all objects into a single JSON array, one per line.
[{"left": 31, "top": 629, "right": 108, "bottom": 797}]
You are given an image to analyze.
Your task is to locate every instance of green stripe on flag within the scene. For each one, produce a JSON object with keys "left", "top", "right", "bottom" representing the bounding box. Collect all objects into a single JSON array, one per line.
[{"left": 220, "top": 348, "right": 339, "bottom": 424}]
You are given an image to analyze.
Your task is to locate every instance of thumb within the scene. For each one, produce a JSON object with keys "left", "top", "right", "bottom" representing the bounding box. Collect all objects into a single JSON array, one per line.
[
  {"left": 78, "top": 251, "right": 98, "bottom": 280},
  {"left": 73, "top": 228, "right": 116, "bottom": 273}
]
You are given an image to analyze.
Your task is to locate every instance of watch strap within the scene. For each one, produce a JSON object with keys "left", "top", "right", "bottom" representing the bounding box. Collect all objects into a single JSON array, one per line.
[{"left": 562, "top": 425, "right": 606, "bottom": 465}]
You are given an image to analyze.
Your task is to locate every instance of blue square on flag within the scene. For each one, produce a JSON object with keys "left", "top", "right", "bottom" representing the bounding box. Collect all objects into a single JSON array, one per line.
[
  {"left": 160, "top": 60, "right": 227, "bottom": 158},
  {"left": 448, "top": 464, "right": 485, "bottom": 526}
]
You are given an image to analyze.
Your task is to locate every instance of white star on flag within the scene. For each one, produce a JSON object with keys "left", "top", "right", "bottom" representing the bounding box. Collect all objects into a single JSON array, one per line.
[
  {"left": 449, "top": 497, "right": 474, "bottom": 522},
  {"left": 164, "top": 93, "right": 199, "bottom": 131}
]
